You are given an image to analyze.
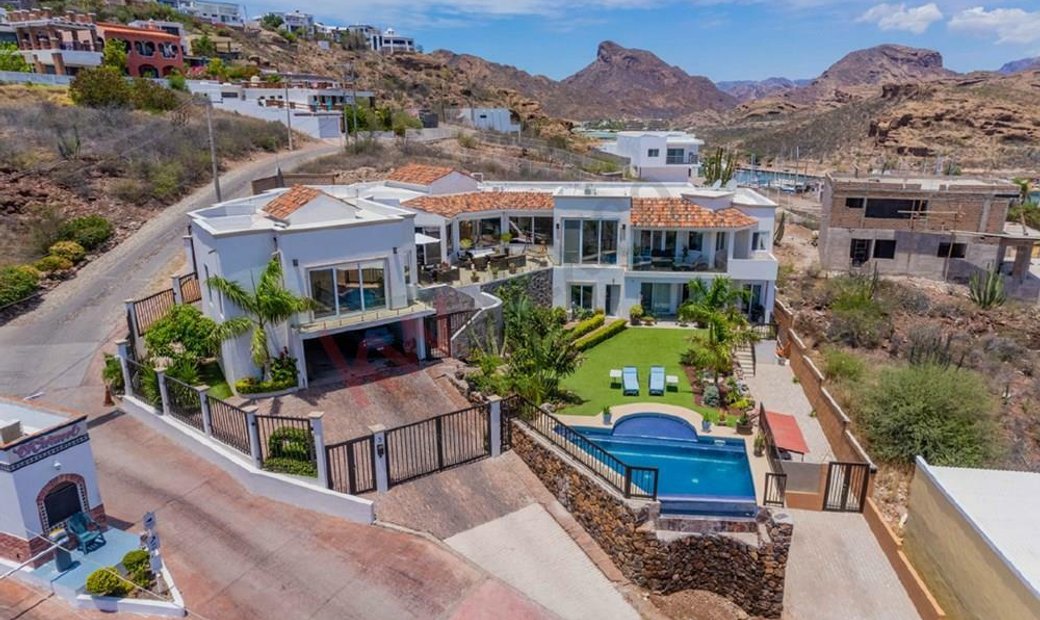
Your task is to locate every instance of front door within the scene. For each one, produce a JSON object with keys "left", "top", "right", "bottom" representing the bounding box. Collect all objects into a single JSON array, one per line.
[{"left": 605, "top": 285, "right": 620, "bottom": 316}]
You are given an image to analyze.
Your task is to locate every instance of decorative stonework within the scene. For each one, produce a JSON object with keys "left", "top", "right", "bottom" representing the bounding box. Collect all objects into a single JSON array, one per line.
[
  {"left": 36, "top": 473, "right": 90, "bottom": 532},
  {"left": 510, "top": 421, "right": 792, "bottom": 618},
  {"left": 480, "top": 268, "right": 553, "bottom": 307}
]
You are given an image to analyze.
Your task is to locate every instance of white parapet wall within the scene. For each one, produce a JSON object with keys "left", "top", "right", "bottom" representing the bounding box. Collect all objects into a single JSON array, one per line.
[{"left": 120, "top": 395, "right": 375, "bottom": 524}]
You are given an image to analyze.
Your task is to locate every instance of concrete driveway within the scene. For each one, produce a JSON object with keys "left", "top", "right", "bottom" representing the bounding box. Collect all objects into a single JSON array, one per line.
[{"left": 446, "top": 505, "right": 640, "bottom": 620}]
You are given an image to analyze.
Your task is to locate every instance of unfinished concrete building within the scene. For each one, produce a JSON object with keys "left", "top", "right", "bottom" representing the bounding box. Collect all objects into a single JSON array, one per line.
[{"left": 819, "top": 175, "right": 1038, "bottom": 300}]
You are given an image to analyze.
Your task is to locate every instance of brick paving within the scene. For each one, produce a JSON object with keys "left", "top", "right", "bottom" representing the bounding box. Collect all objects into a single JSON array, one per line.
[
  {"left": 253, "top": 360, "right": 471, "bottom": 443},
  {"left": 783, "top": 509, "right": 919, "bottom": 620}
]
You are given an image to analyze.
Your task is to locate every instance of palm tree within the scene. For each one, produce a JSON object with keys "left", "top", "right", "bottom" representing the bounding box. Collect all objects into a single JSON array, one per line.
[
  {"left": 1012, "top": 177, "right": 1033, "bottom": 205},
  {"left": 207, "top": 257, "right": 314, "bottom": 380},
  {"left": 678, "top": 277, "right": 757, "bottom": 386}
]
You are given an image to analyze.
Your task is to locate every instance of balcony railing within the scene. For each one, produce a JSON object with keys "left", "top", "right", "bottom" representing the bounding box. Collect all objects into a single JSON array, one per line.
[
  {"left": 630, "top": 251, "right": 726, "bottom": 273},
  {"left": 665, "top": 154, "right": 698, "bottom": 165},
  {"left": 298, "top": 300, "right": 433, "bottom": 334}
]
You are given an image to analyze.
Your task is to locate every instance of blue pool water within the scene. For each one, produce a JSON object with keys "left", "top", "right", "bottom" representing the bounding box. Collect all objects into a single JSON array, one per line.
[{"left": 571, "top": 414, "right": 757, "bottom": 516}]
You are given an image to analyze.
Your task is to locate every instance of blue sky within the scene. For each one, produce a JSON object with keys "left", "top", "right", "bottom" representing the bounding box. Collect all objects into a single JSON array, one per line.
[{"left": 250, "top": 1, "right": 1040, "bottom": 81}]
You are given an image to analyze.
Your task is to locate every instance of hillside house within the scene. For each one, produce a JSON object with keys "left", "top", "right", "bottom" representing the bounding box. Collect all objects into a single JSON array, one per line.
[
  {"left": 97, "top": 22, "right": 184, "bottom": 77},
  {"left": 6, "top": 9, "right": 101, "bottom": 76},
  {"left": 601, "top": 131, "right": 704, "bottom": 182}
]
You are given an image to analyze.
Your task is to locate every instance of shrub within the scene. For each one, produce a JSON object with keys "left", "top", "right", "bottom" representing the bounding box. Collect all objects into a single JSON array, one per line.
[
  {"left": 0, "top": 265, "right": 39, "bottom": 307},
  {"left": 59, "top": 215, "right": 113, "bottom": 250},
  {"left": 569, "top": 313, "right": 605, "bottom": 340},
  {"left": 822, "top": 347, "right": 866, "bottom": 383},
  {"left": 550, "top": 307, "right": 568, "bottom": 325},
  {"left": 270, "top": 352, "right": 298, "bottom": 387},
  {"left": 130, "top": 78, "right": 180, "bottom": 113},
  {"left": 144, "top": 304, "right": 217, "bottom": 359},
  {"left": 703, "top": 384, "right": 721, "bottom": 408},
  {"left": 33, "top": 255, "right": 74, "bottom": 273},
  {"left": 574, "top": 320, "right": 627, "bottom": 351},
  {"left": 969, "top": 267, "right": 1006, "bottom": 309},
  {"left": 167, "top": 71, "right": 187, "bottom": 92},
  {"left": 103, "top": 353, "right": 125, "bottom": 393},
  {"left": 70, "top": 66, "right": 131, "bottom": 108},
  {"left": 85, "top": 567, "right": 131, "bottom": 598},
  {"left": 267, "top": 425, "right": 313, "bottom": 461},
  {"left": 122, "top": 549, "right": 150, "bottom": 574},
  {"left": 858, "top": 365, "right": 996, "bottom": 466},
  {"left": 629, "top": 304, "right": 644, "bottom": 324},
  {"left": 129, "top": 568, "right": 155, "bottom": 589},
  {"left": 262, "top": 456, "right": 317, "bottom": 477},
  {"left": 48, "top": 240, "right": 86, "bottom": 263}
]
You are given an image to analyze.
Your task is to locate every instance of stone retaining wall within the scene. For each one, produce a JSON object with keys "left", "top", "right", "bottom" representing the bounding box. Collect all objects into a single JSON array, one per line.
[
  {"left": 480, "top": 268, "right": 553, "bottom": 307},
  {"left": 510, "top": 421, "right": 793, "bottom": 618}
]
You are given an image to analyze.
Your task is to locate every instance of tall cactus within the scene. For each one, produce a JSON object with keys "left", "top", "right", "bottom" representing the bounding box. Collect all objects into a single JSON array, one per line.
[
  {"left": 703, "top": 147, "right": 738, "bottom": 185},
  {"left": 969, "top": 266, "right": 1006, "bottom": 309},
  {"left": 773, "top": 211, "right": 786, "bottom": 246}
]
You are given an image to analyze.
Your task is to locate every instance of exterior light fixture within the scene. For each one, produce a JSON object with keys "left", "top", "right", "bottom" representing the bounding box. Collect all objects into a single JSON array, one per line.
[{"left": 292, "top": 258, "right": 299, "bottom": 267}]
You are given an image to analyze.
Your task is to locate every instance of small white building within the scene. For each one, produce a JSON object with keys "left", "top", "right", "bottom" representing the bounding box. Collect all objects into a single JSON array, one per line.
[
  {"left": 344, "top": 25, "right": 414, "bottom": 53},
  {"left": 0, "top": 397, "right": 105, "bottom": 566},
  {"left": 453, "top": 108, "right": 521, "bottom": 134},
  {"left": 602, "top": 131, "right": 704, "bottom": 182},
  {"left": 176, "top": 0, "right": 245, "bottom": 27},
  {"left": 264, "top": 10, "right": 314, "bottom": 36}
]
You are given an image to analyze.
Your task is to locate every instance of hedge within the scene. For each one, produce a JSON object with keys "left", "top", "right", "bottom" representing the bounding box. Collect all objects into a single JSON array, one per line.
[
  {"left": 575, "top": 320, "right": 628, "bottom": 351},
  {"left": 568, "top": 312, "right": 605, "bottom": 340},
  {"left": 0, "top": 265, "right": 40, "bottom": 307},
  {"left": 262, "top": 456, "right": 317, "bottom": 477},
  {"left": 85, "top": 567, "right": 131, "bottom": 597}
]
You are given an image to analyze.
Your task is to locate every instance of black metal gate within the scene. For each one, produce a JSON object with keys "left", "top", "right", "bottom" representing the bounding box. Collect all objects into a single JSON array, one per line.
[
  {"left": 823, "top": 462, "right": 871, "bottom": 512},
  {"left": 764, "top": 472, "right": 787, "bottom": 507},
  {"left": 424, "top": 315, "right": 451, "bottom": 358}
]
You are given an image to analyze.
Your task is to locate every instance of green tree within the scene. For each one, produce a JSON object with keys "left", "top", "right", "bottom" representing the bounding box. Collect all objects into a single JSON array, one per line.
[
  {"left": 343, "top": 104, "right": 371, "bottom": 135},
  {"left": 207, "top": 257, "right": 315, "bottom": 380},
  {"left": 191, "top": 34, "right": 217, "bottom": 58},
  {"left": 101, "top": 38, "right": 128, "bottom": 73},
  {"left": 0, "top": 42, "right": 31, "bottom": 72},
  {"left": 1012, "top": 177, "right": 1033, "bottom": 205},
  {"left": 500, "top": 289, "right": 581, "bottom": 403},
  {"left": 858, "top": 365, "right": 996, "bottom": 466},
  {"left": 259, "top": 13, "right": 284, "bottom": 30},
  {"left": 69, "top": 66, "right": 131, "bottom": 108},
  {"left": 129, "top": 78, "right": 180, "bottom": 112},
  {"left": 678, "top": 277, "right": 755, "bottom": 386},
  {"left": 206, "top": 57, "right": 228, "bottom": 81}
]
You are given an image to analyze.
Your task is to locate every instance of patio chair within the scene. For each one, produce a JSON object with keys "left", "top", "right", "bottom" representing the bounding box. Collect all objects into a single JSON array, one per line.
[
  {"left": 622, "top": 366, "right": 639, "bottom": 396},
  {"left": 65, "top": 511, "right": 105, "bottom": 554},
  {"left": 649, "top": 366, "right": 665, "bottom": 396}
]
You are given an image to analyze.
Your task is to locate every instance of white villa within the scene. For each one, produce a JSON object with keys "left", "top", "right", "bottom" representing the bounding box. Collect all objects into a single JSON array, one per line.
[
  {"left": 187, "top": 164, "right": 778, "bottom": 387},
  {"left": 601, "top": 131, "right": 704, "bottom": 182}
]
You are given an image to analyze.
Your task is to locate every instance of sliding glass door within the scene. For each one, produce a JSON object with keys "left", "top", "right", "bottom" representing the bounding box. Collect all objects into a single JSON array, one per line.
[
  {"left": 308, "top": 260, "right": 388, "bottom": 319},
  {"left": 639, "top": 283, "right": 673, "bottom": 316}
]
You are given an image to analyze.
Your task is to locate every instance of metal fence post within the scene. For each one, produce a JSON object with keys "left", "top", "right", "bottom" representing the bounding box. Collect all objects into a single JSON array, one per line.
[
  {"left": 170, "top": 275, "right": 182, "bottom": 305},
  {"left": 244, "top": 406, "right": 262, "bottom": 469},
  {"left": 155, "top": 366, "right": 171, "bottom": 416},
  {"left": 196, "top": 386, "right": 212, "bottom": 436},
  {"left": 309, "top": 412, "right": 329, "bottom": 489},
  {"left": 488, "top": 396, "right": 502, "bottom": 457},
  {"left": 369, "top": 424, "right": 389, "bottom": 493},
  {"left": 115, "top": 339, "right": 132, "bottom": 397}
]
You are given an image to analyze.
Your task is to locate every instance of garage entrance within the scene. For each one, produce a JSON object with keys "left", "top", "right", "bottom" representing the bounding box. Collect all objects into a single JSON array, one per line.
[{"left": 303, "top": 320, "right": 422, "bottom": 386}]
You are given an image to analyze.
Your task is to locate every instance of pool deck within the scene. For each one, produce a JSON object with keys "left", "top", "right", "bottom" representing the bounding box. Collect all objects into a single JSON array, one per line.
[{"left": 554, "top": 404, "right": 770, "bottom": 507}]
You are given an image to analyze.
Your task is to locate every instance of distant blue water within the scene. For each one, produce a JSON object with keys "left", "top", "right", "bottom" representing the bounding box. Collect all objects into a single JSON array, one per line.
[
  {"left": 571, "top": 414, "right": 754, "bottom": 500},
  {"left": 734, "top": 168, "right": 822, "bottom": 188}
]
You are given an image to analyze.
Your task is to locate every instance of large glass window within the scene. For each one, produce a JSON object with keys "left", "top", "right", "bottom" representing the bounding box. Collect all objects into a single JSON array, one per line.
[
  {"left": 563, "top": 220, "right": 581, "bottom": 264},
  {"left": 687, "top": 231, "right": 703, "bottom": 252},
  {"left": 44, "top": 482, "right": 82, "bottom": 528},
  {"left": 864, "top": 198, "right": 927, "bottom": 219},
  {"left": 309, "top": 260, "right": 388, "bottom": 318},
  {"left": 479, "top": 217, "right": 501, "bottom": 247},
  {"left": 458, "top": 220, "right": 477, "bottom": 247},
  {"left": 563, "top": 219, "right": 620, "bottom": 265},
  {"left": 533, "top": 217, "right": 553, "bottom": 246},
  {"left": 666, "top": 148, "right": 685, "bottom": 164},
  {"left": 509, "top": 216, "right": 554, "bottom": 246},
  {"left": 640, "top": 283, "right": 673, "bottom": 316},
  {"left": 570, "top": 284, "right": 594, "bottom": 311}
]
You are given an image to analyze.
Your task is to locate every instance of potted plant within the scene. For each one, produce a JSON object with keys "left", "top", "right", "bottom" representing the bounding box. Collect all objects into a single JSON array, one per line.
[
  {"left": 629, "top": 304, "right": 644, "bottom": 326},
  {"left": 470, "top": 269, "right": 481, "bottom": 283},
  {"left": 701, "top": 417, "right": 712, "bottom": 432},
  {"left": 500, "top": 232, "right": 513, "bottom": 250},
  {"left": 602, "top": 406, "right": 612, "bottom": 425},
  {"left": 736, "top": 411, "right": 753, "bottom": 435},
  {"left": 754, "top": 433, "right": 766, "bottom": 457}
]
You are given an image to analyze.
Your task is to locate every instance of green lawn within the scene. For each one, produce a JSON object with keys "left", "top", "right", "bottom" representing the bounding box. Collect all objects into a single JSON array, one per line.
[
  {"left": 199, "top": 361, "right": 233, "bottom": 400},
  {"left": 561, "top": 327, "right": 718, "bottom": 418}
]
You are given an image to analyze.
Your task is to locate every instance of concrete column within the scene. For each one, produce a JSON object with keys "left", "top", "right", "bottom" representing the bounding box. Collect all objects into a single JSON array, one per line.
[
  {"left": 488, "top": 396, "right": 502, "bottom": 457},
  {"left": 170, "top": 275, "right": 182, "bottom": 305},
  {"left": 763, "top": 282, "right": 776, "bottom": 324},
  {"left": 182, "top": 235, "right": 195, "bottom": 273},
  {"left": 124, "top": 299, "right": 140, "bottom": 346},
  {"left": 370, "top": 424, "right": 389, "bottom": 493},
  {"left": 155, "top": 366, "right": 171, "bottom": 416},
  {"left": 196, "top": 385, "right": 212, "bottom": 436},
  {"left": 115, "top": 339, "right": 132, "bottom": 397},
  {"left": 705, "top": 232, "right": 717, "bottom": 266},
  {"left": 726, "top": 232, "right": 735, "bottom": 261},
  {"left": 438, "top": 223, "right": 448, "bottom": 265},
  {"left": 244, "top": 406, "right": 262, "bottom": 469},
  {"left": 309, "top": 412, "right": 329, "bottom": 489},
  {"left": 414, "top": 318, "right": 427, "bottom": 361}
]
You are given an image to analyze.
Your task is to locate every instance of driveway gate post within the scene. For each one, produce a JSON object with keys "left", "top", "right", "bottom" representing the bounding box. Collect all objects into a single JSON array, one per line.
[
  {"left": 244, "top": 406, "right": 263, "bottom": 469},
  {"left": 154, "top": 366, "right": 171, "bottom": 415},
  {"left": 488, "top": 396, "right": 502, "bottom": 457},
  {"left": 170, "top": 275, "right": 182, "bottom": 305},
  {"left": 196, "top": 386, "right": 212, "bottom": 436},
  {"left": 309, "top": 412, "right": 329, "bottom": 489},
  {"left": 369, "top": 424, "right": 389, "bottom": 493},
  {"left": 115, "top": 339, "right": 132, "bottom": 396}
]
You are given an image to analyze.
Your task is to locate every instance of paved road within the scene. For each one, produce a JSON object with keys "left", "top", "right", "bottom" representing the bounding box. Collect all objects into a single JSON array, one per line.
[{"left": 0, "top": 142, "right": 339, "bottom": 398}]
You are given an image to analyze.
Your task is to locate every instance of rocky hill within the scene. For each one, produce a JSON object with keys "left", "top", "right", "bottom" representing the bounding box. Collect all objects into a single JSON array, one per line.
[
  {"left": 999, "top": 57, "right": 1040, "bottom": 74},
  {"left": 717, "top": 78, "right": 810, "bottom": 103}
]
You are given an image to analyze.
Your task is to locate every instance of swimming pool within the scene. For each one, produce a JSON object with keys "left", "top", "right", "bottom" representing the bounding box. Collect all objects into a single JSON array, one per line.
[{"left": 571, "top": 413, "right": 757, "bottom": 516}]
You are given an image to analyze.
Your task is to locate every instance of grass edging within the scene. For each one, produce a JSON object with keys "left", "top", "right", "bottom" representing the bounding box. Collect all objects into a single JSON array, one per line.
[{"left": 574, "top": 319, "right": 627, "bottom": 351}]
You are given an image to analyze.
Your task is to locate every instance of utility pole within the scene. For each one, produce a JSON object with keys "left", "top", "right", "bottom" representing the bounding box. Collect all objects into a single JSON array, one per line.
[
  {"left": 201, "top": 96, "right": 222, "bottom": 203},
  {"left": 284, "top": 83, "right": 294, "bottom": 151},
  {"left": 347, "top": 61, "right": 359, "bottom": 147}
]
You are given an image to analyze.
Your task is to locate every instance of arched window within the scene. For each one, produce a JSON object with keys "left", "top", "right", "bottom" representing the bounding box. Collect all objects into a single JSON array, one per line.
[{"left": 43, "top": 482, "right": 82, "bottom": 528}]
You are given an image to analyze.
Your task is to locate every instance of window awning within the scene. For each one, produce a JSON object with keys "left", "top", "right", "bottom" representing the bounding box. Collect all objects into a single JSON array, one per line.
[
  {"left": 414, "top": 232, "right": 440, "bottom": 245},
  {"left": 764, "top": 411, "right": 809, "bottom": 455}
]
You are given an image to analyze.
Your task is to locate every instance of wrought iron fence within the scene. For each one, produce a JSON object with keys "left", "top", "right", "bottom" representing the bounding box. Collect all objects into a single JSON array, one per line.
[
  {"left": 506, "top": 397, "right": 658, "bottom": 500},
  {"left": 255, "top": 415, "right": 315, "bottom": 469},
  {"left": 124, "top": 358, "right": 153, "bottom": 405},
  {"left": 178, "top": 273, "right": 202, "bottom": 304},
  {"left": 384, "top": 403, "right": 491, "bottom": 487},
  {"left": 764, "top": 472, "right": 788, "bottom": 507},
  {"left": 132, "top": 288, "right": 176, "bottom": 335},
  {"left": 325, "top": 435, "right": 377, "bottom": 495},
  {"left": 164, "top": 375, "right": 204, "bottom": 432},
  {"left": 751, "top": 322, "right": 778, "bottom": 340},
  {"left": 206, "top": 395, "right": 251, "bottom": 455}
]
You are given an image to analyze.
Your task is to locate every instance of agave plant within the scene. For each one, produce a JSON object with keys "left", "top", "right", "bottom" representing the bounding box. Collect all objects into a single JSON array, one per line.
[{"left": 968, "top": 266, "right": 1006, "bottom": 310}]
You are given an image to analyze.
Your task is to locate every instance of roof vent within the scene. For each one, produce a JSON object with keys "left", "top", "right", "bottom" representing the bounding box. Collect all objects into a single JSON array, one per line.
[{"left": 0, "top": 420, "right": 23, "bottom": 445}]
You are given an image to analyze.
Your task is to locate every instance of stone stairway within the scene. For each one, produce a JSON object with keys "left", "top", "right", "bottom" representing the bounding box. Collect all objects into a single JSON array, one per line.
[{"left": 733, "top": 343, "right": 755, "bottom": 376}]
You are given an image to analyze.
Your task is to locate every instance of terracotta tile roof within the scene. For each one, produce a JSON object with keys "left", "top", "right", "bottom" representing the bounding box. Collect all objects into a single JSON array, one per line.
[
  {"left": 386, "top": 164, "right": 464, "bottom": 186},
  {"left": 630, "top": 198, "right": 757, "bottom": 229},
  {"left": 96, "top": 22, "right": 181, "bottom": 41},
  {"left": 262, "top": 185, "right": 324, "bottom": 220},
  {"left": 404, "top": 192, "right": 553, "bottom": 218}
]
